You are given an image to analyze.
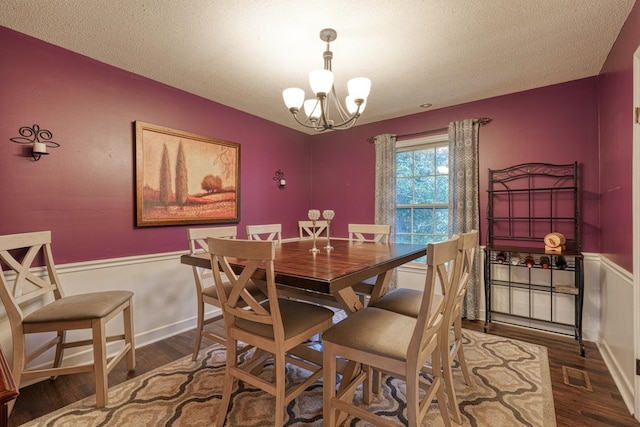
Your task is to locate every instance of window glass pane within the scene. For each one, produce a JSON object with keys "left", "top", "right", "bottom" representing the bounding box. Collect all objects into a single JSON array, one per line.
[
  {"left": 435, "top": 175, "right": 448, "bottom": 203},
  {"left": 435, "top": 207, "right": 449, "bottom": 235},
  {"left": 414, "top": 148, "right": 434, "bottom": 175},
  {"left": 396, "top": 151, "right": 413, "bottom": 177},
  {"left": 396, "top": 177, "right": 413, "bottom": 204},
  {"left": 413, "top": 207, "right": 434, "bottom": 234},
  {"left": 395, "top": 233, "right": 412, "bottom": 244},
  {"left": 436, "top": 146, "right": 448, "bottom": 172},
  {"left": 395, "top": 137, "right": 449, "bottom": 264},
  {"left": 414, "top": 177, "right": 434, "bottom": 204},
  {"left": 412, "top": 234, "right": 432, "bottom": 244},
  {"left": 396, "top": 208, "right": 412, "bottom": 233}
]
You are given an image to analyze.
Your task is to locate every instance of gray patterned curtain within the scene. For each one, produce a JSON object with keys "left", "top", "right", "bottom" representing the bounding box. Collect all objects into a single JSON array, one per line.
[
  {"left": 448, "top": 120, "right": 481, "bottom": 319},
  {"left": 374, "top": 134, "right": 397, "bottom": 289}
]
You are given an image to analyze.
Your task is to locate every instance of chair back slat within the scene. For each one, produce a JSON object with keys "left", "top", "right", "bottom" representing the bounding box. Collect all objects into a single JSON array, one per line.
[
  {"left": 246, "top": 224, "right": 282, "bottom": 242},
  {"left": 0, "top": 231, "right": 63, "bottom": 323},
  {"left": 187, "top": 227, "right": 238, "bottom": 295},
  {"left": 209, "top": 238, "right": 279, "bottom": 330},
  {"left": 298, "top": 220, "right": 328, "bottom": 240},
  {"left": 348, "top": 224, "right": 391, "bottom": 244},
  {"left": 412, "top": 236, "right": 460, "bottom": 357},
  {"left": 188, "top": 226, "right": 237, "bottom": 253},
  {"left": 449, "top": 230, "right": 479, "bottom": 320}
]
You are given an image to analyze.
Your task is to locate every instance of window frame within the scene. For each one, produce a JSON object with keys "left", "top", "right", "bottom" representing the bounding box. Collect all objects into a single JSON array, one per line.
[{"left": 395, "top": 133, "right": 449, "bottom": 265}]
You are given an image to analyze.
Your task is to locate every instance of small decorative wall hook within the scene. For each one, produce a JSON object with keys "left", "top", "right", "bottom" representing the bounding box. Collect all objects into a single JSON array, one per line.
[
  {"left": 273, "top": 169, "right": 286, "bottom": 188},
  {"left": 10, "top": 124, "right": 61, "bottom": 161}
]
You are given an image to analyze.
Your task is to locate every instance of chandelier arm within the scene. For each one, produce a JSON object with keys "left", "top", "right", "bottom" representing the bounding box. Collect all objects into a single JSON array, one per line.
[
  {"left": 290, "top": 111, "right": 331, "bottom": 132},
  {"left": 328, "top": 85, "right": 351, "bottom": 122},
  {"left": 323, "top": 110, "right": 361, "bottom": 129}
]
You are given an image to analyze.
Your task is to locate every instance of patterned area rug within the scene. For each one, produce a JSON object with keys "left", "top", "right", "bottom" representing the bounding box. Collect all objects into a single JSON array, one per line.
[{"left": 21, "top": 329, "right": 555, "bottom": 426}]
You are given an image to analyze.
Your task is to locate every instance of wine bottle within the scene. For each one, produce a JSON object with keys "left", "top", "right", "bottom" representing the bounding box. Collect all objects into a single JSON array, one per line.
[
  {"left": 555, "top": 256, "right": 567, "bottom": 270},
  {"left": 539, "top": 256, "right": 550, "bottom": 269},
  {"left": 525, "top": 255, "right": 535, "bottom": 268},
  {"left": 510, "top": 253, "right": 521, "bottom": 266},
  {"left": 496, "top": 251, "right": 507, "bottom": 263}
]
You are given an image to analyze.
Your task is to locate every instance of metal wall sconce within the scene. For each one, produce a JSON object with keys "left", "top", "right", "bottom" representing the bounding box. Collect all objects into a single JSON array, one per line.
[
  {"left": 10, "top": 124, "right": 60, "bottom": 161},
  {"left": 273, "top": 169, "right": 286, "bottom": 188}
]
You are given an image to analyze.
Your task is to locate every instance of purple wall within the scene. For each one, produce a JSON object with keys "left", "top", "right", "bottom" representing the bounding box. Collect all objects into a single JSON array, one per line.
[
  {"left": 3, "top": 2, "right": 639, "bottom": 274},
  {"left": 597, "top": 1, "right": 640, "bottom": 272},
  {"left": 311, "top": 79, "right": 601, "bottom": 254},
  {"left": 0, "top": 27, "right": 312, "bottom": 264}
]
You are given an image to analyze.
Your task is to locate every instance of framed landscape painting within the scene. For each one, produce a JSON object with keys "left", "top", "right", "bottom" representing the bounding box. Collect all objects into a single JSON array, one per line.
[{"left": 135, "top": 121, "right": 240, "bottom": 227}]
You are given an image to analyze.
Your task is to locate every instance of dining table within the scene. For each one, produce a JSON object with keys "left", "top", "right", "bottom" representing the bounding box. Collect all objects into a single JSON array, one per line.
[
  {"left": 180, "top": 237, "right": 427, "bottom": 422},
  {"left": 180, "top": 238, "right": 427, "bottom": 312}
]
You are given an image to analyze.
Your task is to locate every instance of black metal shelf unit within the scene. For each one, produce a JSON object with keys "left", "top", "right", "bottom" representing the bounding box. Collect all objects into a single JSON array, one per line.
[{"left": 484, "top": 162, "right": 585, "bottom": 356}]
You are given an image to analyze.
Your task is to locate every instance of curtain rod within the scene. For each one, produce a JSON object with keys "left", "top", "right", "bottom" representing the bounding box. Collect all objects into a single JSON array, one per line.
[{"left": 367, "top": 117, "right": 492, "bottom": 143}]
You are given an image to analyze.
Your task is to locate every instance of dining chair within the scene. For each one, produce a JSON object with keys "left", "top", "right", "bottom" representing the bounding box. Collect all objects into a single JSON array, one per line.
[
  {"left": 348, "top": 223, "right": 392, "bottom": 300},
  {"left": 209, "top": 237, "right": 334, "bottom": 427},
  {"left": 322, "top": 236, "right": 459, "bottom": 427},
  {"left": 0, "top": 231, "right": 135, "bottom": 412},
  {"left": 187, "top": 226, "right": 267, "bottom": 361},
  {"left": 348, "top": 223, "right": 391, "bottom": 243},
  {"left": 369, "top": 229, "right": 479, "bottom": 423},
  {"left": 246, "top": 223, "right": 282, "bottom": 242},
  {"left": 298, "top": 220, "right": 328, "bottom": 240}
]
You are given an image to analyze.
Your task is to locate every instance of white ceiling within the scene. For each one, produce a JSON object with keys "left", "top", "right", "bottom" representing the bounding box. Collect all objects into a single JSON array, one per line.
[{"left": 1, "top": 1, "right": 636, "bottom": 134}]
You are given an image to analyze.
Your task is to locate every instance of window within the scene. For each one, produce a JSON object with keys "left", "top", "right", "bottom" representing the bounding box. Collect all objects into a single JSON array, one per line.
[{"left": 395, "top": 134, "right": 449, "bottom": 262}]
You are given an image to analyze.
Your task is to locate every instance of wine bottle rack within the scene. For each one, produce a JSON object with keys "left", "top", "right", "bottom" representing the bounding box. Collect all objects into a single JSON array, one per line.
[{"left": 484, "top": 162, "right": 584, "bottom": 356}]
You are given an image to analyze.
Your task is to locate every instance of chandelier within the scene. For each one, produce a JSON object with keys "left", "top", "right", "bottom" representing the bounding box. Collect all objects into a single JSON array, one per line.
[{"left": 282, "top": 28, "right": 371, "bottom": 132}]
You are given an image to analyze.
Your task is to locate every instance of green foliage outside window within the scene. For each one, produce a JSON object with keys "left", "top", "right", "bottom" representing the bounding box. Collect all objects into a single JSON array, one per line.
[{"left": 396, "top": 143, "right": 449, "bottom": 262}]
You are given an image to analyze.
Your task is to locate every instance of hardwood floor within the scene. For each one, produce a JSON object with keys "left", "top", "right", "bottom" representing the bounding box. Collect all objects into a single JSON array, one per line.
[{"left": 7, "top": 321, "right": 639, "bottom": 427}]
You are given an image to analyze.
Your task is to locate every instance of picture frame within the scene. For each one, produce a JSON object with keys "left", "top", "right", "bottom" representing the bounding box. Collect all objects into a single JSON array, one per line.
[{"left": 135, "top": 121, "right": 240, "bottom": 227}]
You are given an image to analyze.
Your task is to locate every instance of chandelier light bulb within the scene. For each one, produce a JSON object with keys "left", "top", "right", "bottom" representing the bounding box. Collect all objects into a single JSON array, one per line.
[
  {"left": 347, "top": 77, "right": 371, "bottom": 100},
  {"left": 309, "top": 69, "right": 334, "bottom": 96},
  {"left": 346, "top": 96, "right": 367, "bottom": 115},
  {"left": 283, "top": 88, "right": 305, "bottom": 110},
  {"left": 303, "top": 99, "right": 322, "bottom": 119}
]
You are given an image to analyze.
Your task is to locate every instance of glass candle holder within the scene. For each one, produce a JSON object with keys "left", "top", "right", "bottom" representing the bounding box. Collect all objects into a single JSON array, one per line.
[
  {"left": 307, "top": 209, "right": 321, "bottom": 253},
  {"left": 322, "top": 210, "right": 335, "bottom": 250}
]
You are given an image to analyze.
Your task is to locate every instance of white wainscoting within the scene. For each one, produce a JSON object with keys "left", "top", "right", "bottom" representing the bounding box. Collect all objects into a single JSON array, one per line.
[
  {"left": 0, "top": 251, "right": 199, "bottom": 377},
  {"left": 597, "top": 256, "right": 635, "bottom": 414},
  {"left": 0, "top": 247, "right": 632, "bottom": 409}
]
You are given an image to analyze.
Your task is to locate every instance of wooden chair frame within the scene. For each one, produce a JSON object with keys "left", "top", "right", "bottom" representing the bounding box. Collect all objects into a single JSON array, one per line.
[
  {"left": 368, "top": 230, "right": 479, "bottom": 423},
  {"left": 322, "top": 237, "right": 460, "bottom": 427},
  {"left": 348, "top": 224, "right": 392, "bottom": 298},
  {"left": 298, "top": 220, "right": 328, "bottom": 240},
  {"left": 0, "top": 231, "right": 135, "bottom": 412},
  {"left": 209, "top": 238, "right": 334, "bottom": 426},
  {"left": 188, "top": 226, "right": 257, "bottom": 361},
  {"left": 246, "top": 224, "right": 282, "bottom": 242},
  {"left": 438, "top": 230, "right": 479, "bottom": 422},
  {"left": 348, "top": 223, "right": 392, "bottom": 244}
]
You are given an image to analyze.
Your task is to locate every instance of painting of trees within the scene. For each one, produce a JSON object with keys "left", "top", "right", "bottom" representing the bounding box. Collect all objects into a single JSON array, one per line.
[
  {"left": 159, "top": 144, "right": 172, "bottom": 207},
  {"left": 136, "top": 121, "right": 240, "bottom": 226},
  {"left": 175, "top": 141, "right": 188, "bottom": 206},
  {"left": 201, "top": 174, "right": 222, "bottom": 193}
]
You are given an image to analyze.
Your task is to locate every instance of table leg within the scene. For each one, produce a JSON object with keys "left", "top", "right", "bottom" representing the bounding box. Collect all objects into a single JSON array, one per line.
[
  {"left": 368, "top": 270, "right": 393, "bottom": 304},
  {"left": 334, "top": 288, "right": 363, "bottom": 313}
]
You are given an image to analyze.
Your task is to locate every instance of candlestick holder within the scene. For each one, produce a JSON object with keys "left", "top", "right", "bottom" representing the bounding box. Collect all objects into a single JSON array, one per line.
[
  {"left": 307, "top": 209, "right": 321, "bottom": 253},
  {"left": 322, "top": 209, "right": 335, "bottom": 251}
]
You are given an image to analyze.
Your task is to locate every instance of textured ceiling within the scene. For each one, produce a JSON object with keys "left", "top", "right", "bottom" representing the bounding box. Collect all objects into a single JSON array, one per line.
[{"left": 1, "top": 1, "right": 636, "bottom": 134}]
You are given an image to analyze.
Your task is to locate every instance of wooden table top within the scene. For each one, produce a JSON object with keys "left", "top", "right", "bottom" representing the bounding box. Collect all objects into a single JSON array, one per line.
[{"left": 181, "top": 239, "right": 426, "bottom": 295}]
